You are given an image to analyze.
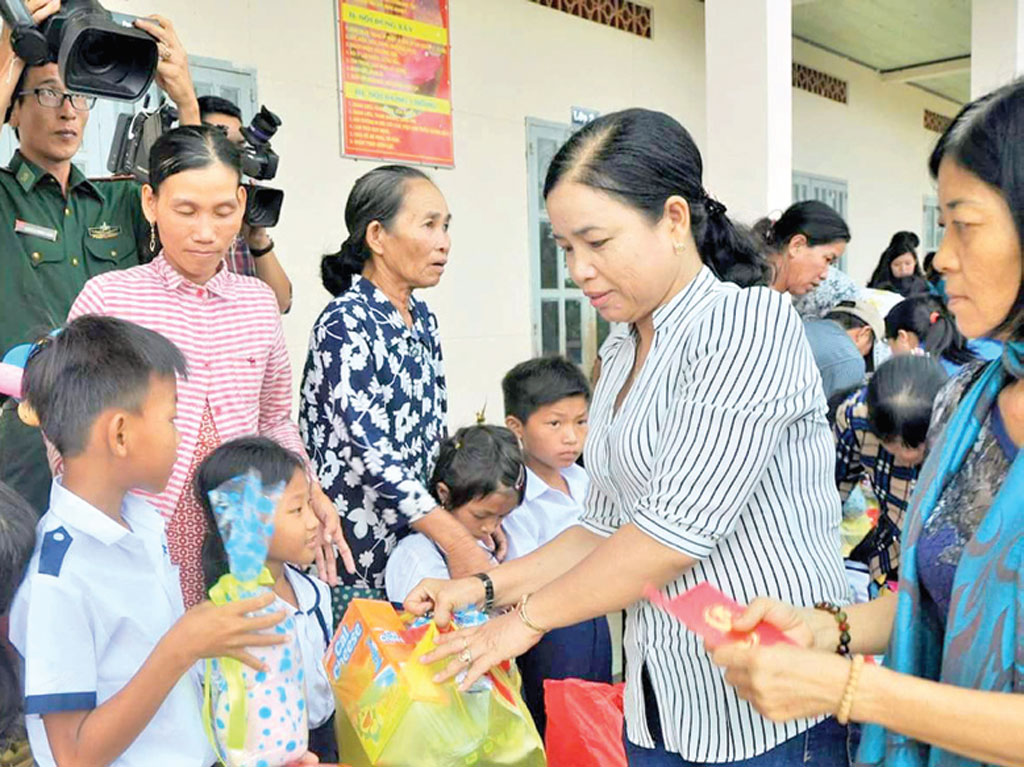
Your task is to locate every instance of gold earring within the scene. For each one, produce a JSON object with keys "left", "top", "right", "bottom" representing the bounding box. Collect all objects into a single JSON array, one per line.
[
  {"left": 149, "top": 225, "right": 157, "bottom": 252},
  {"left": 673, "top": 241, "right": 685, "bottom": 256}
]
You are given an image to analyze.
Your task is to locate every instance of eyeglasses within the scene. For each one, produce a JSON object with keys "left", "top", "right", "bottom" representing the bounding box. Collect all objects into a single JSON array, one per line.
[{"left": 16, "top": 87, "right": 96, "bottom": 112}]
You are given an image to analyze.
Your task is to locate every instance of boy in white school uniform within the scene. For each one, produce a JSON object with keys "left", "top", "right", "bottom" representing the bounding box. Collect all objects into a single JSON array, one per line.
[
  {"left": 501, "top": 356, "right": 612, "bottom": 738},
  {"left": 9, "top": 317, "right": 288, "bottom": 767}
]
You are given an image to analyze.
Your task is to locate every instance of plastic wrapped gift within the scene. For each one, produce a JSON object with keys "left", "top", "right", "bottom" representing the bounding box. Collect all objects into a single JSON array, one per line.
[
  {"left": 326, "top": 599, "right": 546, "bottom": 767},
  {"left": 202, "top": 471, "right": 309, "bottom": 767}
]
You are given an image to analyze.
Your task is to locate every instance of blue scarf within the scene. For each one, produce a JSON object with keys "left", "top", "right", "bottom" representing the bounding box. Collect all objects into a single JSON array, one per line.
[{"left": 858, "top": 342, "right": 1024, "bottom": 766}]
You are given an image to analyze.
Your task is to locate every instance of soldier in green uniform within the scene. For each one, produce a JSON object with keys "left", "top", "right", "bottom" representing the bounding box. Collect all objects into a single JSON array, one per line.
[{"left": 0, "top": 0, "right": 201, "bottom": 514}]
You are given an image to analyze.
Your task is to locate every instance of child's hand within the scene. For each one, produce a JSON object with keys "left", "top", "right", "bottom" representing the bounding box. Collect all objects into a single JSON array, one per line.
[{"left": 163, "top": 592, "right": 288, "bottom": 671}]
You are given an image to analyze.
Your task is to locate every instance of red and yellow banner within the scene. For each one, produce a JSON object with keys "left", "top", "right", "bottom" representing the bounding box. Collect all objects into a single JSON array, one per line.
[{"left": 337, "top": 1, "right": 454, "bottom": 166}]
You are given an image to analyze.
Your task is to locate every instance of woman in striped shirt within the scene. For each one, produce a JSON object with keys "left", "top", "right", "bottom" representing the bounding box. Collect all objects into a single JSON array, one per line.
[
  {"left": 407, "top": 109, "right": 851, "bottom": 766},
  {"left": 64, "top": 126, "right": 352, "bottom": 607},
  {"left": 710, "top": 78, "right": 1024, "bottom": 767}
]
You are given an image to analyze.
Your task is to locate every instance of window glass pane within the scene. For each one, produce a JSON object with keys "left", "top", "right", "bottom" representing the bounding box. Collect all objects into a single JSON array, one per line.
[
  {"left": 540, "top": 220, "right": 558, "bottom": 289},
  {"left": 565, "top": 300, "right": 582, "bottom": 364},
  {"left": 541, "top": 300, "right": 560, "bottom": 355},
  {"left": 537, "top": 137, "right": 560, "bottom": 200}
]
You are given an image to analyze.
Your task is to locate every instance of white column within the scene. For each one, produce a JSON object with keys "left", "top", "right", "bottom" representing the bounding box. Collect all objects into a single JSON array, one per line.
[
  {"left": 704, "top": 0, "right": 792, "bottom": 226},
  {"left": 971, "top": 0, "right": 1024, "bottom": 99}
]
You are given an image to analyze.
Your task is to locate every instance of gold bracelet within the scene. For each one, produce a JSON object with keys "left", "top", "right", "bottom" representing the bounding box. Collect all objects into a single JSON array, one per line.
[
  {"left": 836, "top": 653, "right": 864, "bottom": 725},
  {"left": 517, "top": 593, "right": 548, "bottom": 635}
]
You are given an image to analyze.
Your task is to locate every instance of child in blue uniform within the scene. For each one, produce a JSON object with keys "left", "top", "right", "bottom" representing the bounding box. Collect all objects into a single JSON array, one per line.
[
  {"left": 384, "top": 425, "right": 525, "bottom": 603},
  {"left": 197, "top": 436, "right": 337, "bottom": 762},
  {"left": 501, "top": 356, "right": 612, "bottom": 739},
  {"left": 9, "top": 316, "right": 290, "bottom": 767}
]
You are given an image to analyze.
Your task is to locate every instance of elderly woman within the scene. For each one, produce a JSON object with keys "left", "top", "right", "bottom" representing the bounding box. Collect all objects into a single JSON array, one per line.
[
  {"left": 405, "top": 109, "right": 852, "bottom": 766},
  {"left": 299, "top": 165, "right": 497, "bottom": 615},
  {"left": 711, "top": 80, "right": 1024, "bottom": 767},
  {"left": 64, "top": 125, "right": 351, "bottom": 607}
]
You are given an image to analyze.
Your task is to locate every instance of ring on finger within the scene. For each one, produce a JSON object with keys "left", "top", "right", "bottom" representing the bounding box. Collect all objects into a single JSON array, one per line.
[
  {"left": 458, "top": 647, "right": 472, "bottom": 664},
  {"left": 158, "top": 44, "right": 172, "bottom": 61}
]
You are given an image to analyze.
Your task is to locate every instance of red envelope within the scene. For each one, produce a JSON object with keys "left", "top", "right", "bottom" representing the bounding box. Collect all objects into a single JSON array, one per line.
[{"left": 644, "top": 583, "right": 796, "bottom": 648}]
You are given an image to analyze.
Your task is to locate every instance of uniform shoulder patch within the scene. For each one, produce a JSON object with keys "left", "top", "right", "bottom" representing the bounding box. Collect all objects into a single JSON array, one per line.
[{"left": 38, "top": 526, "right": 73, "bottom": 577}]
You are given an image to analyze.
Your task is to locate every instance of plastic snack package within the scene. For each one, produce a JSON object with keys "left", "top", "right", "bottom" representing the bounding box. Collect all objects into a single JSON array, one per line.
[
  {"left": 202, "top": 470, "right": 310, "bottom": 767},
  {"left": 326, "top": 599, "right": 546, "bottom": 767}
]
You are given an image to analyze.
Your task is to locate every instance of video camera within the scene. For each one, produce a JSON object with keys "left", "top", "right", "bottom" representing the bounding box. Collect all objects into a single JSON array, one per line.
[
  {"left": 239, "top": 106, "right": 284, "bottom": 229},
  {"left": 0, "top": 0, "right": 157, "bottom": 101},
  {"left": 108, "top": 101, "right": 286, "bottom": 228}
]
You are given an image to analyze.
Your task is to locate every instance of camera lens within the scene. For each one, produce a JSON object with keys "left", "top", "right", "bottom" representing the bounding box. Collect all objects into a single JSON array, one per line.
[{"left": 78, "top": 33, "right": 117, "bottom": 75}]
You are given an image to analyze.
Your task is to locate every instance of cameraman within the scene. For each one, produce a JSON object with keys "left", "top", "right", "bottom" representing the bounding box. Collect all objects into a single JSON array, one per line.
[
  {"left": 199, "top": 95, "right": 292, "bottom": 312},
  {"left": 0, "top": 0, "right": 201, "bottom": 514}
]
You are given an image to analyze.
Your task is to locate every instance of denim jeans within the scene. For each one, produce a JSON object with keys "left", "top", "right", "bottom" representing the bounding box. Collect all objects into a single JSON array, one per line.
[{"left": 624, "top": 718, "right": 859, "bottom": 767}]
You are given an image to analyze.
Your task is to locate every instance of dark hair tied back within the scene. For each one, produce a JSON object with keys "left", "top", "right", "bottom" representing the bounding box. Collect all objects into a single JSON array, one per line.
[
  {"left": 148, "top": 124, "right": 242, "bottom": 193},
  {"left": 929, "top": 78, "right": 1024, "bottom": 340},
  {"left": 753, "top": 200, "right": 851, "bottom": 253},
  {"left": 321, "top": 165, "right": 432, "bottom": 296},
  {"left": 542, "top": 108, "right": 772, "bottom": 288}
]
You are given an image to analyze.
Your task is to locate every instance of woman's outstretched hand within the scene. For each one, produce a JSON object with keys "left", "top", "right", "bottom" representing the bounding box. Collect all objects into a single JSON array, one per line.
[
  {"left": 403, "top": 576, "right": 485, "bottom": 628},
  {"left": 419, "top": 609, "right": 544, "bottom": 691}
]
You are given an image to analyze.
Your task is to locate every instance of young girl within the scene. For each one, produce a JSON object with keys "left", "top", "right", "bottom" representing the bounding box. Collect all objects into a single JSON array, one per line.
[
  {"left": 384, "top": 425, "right": 525, "bottom": 604},
  {"left": 884, "top": 294, "right": 998, "bottom": 375},
  {"left": 197, "top": 437, "right": 337, "bottom": 763}
]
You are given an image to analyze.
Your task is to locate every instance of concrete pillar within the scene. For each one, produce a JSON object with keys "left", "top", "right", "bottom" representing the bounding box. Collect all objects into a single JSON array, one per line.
[
  {"left": 704, "top": 0, "right": 792, "bottom": 225},
  {"left": 971, "top": 0, "right": 1024, "bottom": 99}
]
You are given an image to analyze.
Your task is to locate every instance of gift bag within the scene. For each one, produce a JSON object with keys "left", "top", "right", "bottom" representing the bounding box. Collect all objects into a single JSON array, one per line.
[
  {"left": 544, "top": 679, "right": 626, "bottom": 767},
  {"left": 202, "top": 471, "right": 309, "bottom": 767},
  {"left": 325, "top": 599, "right": 546, "bottom": 767}
]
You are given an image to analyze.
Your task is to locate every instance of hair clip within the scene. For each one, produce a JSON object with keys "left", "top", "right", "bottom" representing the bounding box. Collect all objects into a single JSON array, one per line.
[
  {"left": 475, "top": 401, "right": 487, "bottom": 425},
  {"left": 453, "top": 440, "right": 462, "bottom": 450},
  {"left": 514, "top": 463, "right": 526, "bottom": 494},
  {"left": 929, "top": 311, "right": 941, "bottom": 325},
  {"left": 1, "top": 330, "right": 61, "bottom": 425},
  {"left": 704, "top": 195, "right": 728, "bottom": 219}
]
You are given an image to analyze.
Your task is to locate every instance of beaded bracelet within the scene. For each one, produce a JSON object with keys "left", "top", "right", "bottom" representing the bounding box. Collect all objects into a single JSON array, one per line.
[
  {"left": 837, "top": 654, "right": 865, "bottom": 725},
  {"left": 814, "top": 601, "right": 851, "bottom": 656}
]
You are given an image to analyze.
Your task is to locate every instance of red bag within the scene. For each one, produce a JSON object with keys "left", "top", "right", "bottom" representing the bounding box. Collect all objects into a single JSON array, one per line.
[{"left": 544, "top": 679, "right": 627, "bottom": 767}]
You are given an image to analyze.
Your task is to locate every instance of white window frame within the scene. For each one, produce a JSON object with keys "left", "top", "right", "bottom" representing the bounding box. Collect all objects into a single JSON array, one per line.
[{"left": 526, "top": 117, "right": 609, "bottom": 374}]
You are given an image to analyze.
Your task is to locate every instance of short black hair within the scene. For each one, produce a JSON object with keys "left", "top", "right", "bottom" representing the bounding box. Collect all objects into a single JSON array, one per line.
[
  {"left": 21, "top": 316, "right": 188, "bottom": 457},
  {"left": 4, "top": 58, "right": 58, "bottom": 124},
  {"left": 430, "top": 425, "right": 524, "bottom": 511},
  {"left": 0, "top": 482, "right": 36, "bottom": 741},
  {"left": 196, "top": 436, "right": 306, "bottom": 591},
  {"left": 502, "top": 356, "right": 591, "bottom": 423},
  {"left": 198, "top": 94, "right": 243, "bottom": 122},
  {"left": 866, "top": 354, "right": 948, "bottom": 448}
]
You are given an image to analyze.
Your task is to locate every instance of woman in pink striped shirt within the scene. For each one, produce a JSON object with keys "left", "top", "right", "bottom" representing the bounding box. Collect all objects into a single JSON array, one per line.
[{"left": 64, "top": 125, "right": 352, "bottom": 607}]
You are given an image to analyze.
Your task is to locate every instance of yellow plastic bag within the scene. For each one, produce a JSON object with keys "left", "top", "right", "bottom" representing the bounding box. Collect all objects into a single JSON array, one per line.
[{"left": 325, "top": 599, "right": 546, "bottom": 767}]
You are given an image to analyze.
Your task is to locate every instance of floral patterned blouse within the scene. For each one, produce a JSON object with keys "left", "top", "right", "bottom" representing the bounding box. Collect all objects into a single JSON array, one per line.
[{"left": 299, "top": 276, "right": 447, "bottom": 592}]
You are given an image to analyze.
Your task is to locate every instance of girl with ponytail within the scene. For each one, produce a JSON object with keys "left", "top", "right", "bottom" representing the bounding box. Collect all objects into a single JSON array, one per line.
[{"left": 884, "top": 294, "right": 978, "bottom": 374}]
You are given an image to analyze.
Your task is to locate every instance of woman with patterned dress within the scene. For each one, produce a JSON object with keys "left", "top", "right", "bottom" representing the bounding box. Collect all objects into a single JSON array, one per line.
[
  {"left": 711, "top": 80, "right": 1024, "bottom": 767},
  {"left": 63, "top": 126, "right": 351, "bottom": 607},
  {"left": 300, "top": 165, "right": 499, "bottom": 615}
]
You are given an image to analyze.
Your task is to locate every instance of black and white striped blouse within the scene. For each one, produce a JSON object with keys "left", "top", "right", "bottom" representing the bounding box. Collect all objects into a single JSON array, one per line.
[{"left": 582, "top": 267, "right": 849, "bottom": 762}]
